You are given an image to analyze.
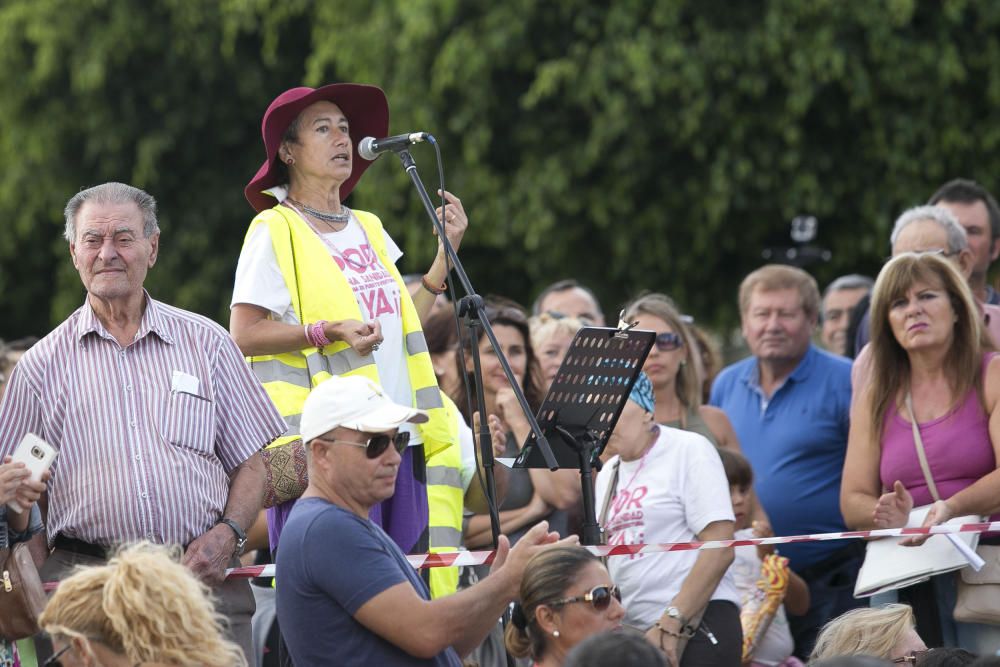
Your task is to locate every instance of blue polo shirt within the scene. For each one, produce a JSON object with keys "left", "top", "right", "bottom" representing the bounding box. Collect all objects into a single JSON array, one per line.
[{"left": 709, "top": 345, "right": 852, "bottom": 570}]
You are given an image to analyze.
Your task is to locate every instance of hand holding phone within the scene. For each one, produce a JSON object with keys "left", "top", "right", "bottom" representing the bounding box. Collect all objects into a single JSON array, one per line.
[{"left": 5, "top": 432, "right": 57, "bottom": 514}]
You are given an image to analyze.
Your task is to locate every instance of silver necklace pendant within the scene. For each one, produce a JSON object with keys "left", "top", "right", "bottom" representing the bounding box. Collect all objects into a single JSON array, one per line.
[{"left": 287, "top": 198, "right": 351, "bottom": 224}]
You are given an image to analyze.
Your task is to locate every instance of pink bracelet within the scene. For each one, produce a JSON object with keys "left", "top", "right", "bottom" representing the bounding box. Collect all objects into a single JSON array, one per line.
[
  {"left": 313, "top": 321, "right": 331, "bottom": 347},
  {"left": 307, "top": 321, "right": 331, "bottom": 348},
  {"left": 307, "top": 322, "right": 321, "bottom": 348}
]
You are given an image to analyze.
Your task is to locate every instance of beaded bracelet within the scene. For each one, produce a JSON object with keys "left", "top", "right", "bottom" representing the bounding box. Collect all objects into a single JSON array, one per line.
[
  {"left": 421, "top": 274, "right": 446, "bottom": 295},
  {"left": 307, "top": 320, "right": 331, "bottom": 348},
  {"left": 653, "top": 621, "right": 695, "bottom": 640}
]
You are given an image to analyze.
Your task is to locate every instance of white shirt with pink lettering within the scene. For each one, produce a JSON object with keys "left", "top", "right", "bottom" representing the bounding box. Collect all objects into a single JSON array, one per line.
[
  {"left": 595, "top": 425, "right": 739, "bottom": 629},
  {"left": 232, "top": 214, "right": 419, "bottom": 443}
]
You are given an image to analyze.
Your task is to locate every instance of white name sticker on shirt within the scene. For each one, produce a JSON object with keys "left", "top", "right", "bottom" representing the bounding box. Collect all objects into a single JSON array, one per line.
[{"left": 171, "top": 370, "right": 201, "bottom": 396}]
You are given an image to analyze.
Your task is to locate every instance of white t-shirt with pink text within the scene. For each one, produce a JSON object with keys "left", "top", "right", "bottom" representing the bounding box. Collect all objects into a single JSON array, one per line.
[
  {"left": 231, "top": 212, "right": 419, "bottom": 443},
  {"left": 595, "top": 425, "right": 739, "bottom": 629}
]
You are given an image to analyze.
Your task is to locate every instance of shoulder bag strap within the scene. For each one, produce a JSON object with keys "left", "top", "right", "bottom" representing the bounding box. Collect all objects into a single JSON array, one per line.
[
  {"left": 598, "top": 461, "right": 620, "bottom": 549},
  {"left": 905, "top": 392, "right": 941, "bottom": 502}
]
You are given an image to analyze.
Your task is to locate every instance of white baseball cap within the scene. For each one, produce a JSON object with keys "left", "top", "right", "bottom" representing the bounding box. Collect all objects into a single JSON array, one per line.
[{"left": 300, "top": 375, "right": 429, "bottom": 443}]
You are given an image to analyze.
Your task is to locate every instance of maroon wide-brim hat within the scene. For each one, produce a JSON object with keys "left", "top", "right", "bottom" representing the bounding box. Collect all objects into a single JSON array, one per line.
[{"left": 244, "top": 83, "right": 389, "bottom": 213}]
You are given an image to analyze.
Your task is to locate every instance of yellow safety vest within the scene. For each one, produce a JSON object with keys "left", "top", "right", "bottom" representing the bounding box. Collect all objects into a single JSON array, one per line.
[
  {"left": 426, "top": 393, "right": 465, "bottom": 598},
  {"left": 242, "top": 205, "right": 451, "bottom": 458}
]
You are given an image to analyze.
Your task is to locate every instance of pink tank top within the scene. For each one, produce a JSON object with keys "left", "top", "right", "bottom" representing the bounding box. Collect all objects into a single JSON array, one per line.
[{"left": 880, "top": 352, "right": 998, "bottom": 508}]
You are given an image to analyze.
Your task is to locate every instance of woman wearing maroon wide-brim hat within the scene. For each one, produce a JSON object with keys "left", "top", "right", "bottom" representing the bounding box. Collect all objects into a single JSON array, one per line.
[{"left": 229, "top": 84, "right": 469, "bottom": 561}]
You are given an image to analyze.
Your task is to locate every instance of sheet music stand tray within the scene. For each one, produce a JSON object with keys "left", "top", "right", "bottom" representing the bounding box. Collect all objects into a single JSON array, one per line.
[{"left": 513, "top": 326, "right": 654, "bottom": 545}]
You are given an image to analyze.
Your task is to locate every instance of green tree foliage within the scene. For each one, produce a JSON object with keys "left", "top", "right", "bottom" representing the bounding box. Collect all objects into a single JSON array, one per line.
[{"left": 2, "top": 0, "right": 1000, "bottom": 338}]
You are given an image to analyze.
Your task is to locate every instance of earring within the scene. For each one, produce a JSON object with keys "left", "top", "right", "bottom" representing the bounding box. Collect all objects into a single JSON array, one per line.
[
  {"left": 553, "top": 630, "right": 560, "bottom": 638},
  {"left": 286, "top": 157, "right": 294, "bottom": 165}
]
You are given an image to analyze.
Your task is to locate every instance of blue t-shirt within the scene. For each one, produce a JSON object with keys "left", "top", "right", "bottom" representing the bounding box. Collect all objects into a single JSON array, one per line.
[
  {"left": 709, "top": 345, "right": 852, "bottom": 570},
  {"left": 276, "top": 497, "right": 462, "bottom": 667}
]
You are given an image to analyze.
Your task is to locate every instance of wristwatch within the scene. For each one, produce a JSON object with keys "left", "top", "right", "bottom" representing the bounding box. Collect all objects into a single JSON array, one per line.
[
  {"left": 664, "top": 606, "right": 688, "bottom": 628},
  {"left": 217, "top": 518, "right": 248, "bottom": 556}
]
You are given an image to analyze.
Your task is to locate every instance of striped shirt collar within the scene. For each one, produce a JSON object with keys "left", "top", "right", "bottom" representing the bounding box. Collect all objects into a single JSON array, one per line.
[{"left": 75, "top": 290, "right": 175, "bottom": 346}]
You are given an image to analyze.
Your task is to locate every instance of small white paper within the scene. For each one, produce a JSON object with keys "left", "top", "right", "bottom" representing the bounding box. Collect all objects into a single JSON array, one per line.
[
  {"left": 171, "top": 370, "right": 200, "bottom": 396},
  {"left": 947, "top": 533, "right": 986, "bottom": 571},
  {"left": 496, "top": 457, "right": 517, "bottom": 469}
]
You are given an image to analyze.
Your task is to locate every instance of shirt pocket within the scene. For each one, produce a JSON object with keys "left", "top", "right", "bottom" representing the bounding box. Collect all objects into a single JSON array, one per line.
[{"left": 161, "top": 390, "right": 216, "bottom": 455}]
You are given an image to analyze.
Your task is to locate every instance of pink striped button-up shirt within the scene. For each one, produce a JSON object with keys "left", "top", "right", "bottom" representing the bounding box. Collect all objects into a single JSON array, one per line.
[{"left": 0, "top": 294, "right": 286, "bottom": 547}]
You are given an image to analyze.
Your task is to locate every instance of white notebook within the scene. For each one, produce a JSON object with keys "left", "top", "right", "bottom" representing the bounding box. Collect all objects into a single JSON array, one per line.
[{"left": 854, "top": 505, "right": 982, "bottom": 598}]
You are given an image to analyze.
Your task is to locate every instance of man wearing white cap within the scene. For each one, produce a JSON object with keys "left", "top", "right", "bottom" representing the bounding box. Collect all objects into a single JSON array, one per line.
[{"left": 276, "top": 374, "right": 573, "bottom": 666}]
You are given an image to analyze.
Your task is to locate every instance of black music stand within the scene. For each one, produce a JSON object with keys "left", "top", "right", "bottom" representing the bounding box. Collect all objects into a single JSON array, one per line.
[{"left": 513, "top": 325, "right": 655, "bottom": 545}]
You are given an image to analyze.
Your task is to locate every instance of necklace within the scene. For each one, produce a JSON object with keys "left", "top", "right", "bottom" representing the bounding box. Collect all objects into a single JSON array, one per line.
[
  {"left": 284, "top": 200, "right": 369, "bottom": 272},
  {"left": 285, "top": 197, "right": 351, "bottom": 225}
]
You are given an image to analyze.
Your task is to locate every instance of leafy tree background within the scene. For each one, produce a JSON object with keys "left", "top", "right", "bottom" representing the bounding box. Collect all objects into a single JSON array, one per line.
[{"left": 2, "top": 0, "right": 999, "bottom": 342}]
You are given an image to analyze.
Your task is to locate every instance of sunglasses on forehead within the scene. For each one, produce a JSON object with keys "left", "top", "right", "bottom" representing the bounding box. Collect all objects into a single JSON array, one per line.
[
  {"left": 653, "top": 332, "right": 684, "bottom": 352},
  {"left": 549, "top": 585, "right": 622, "bottom": 611},
  {"left": 315, "top": 431, "right": 410, "bottom": 459}
]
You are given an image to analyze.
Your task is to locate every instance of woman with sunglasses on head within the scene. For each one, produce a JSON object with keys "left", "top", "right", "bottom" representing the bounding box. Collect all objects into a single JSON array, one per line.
[
  {"left": 505, "top": 546, "right": 625, "bottom": 666},
  {"left": 624, "top": 294, "right": 741, "bottom": 451},
  {"left": 38, "top": 542, "right": 245, "bottom": 667},
  {"left": 230, "top": 84, "right": 469, "bottom": 560},
  {"left": 456, "top": 300, "right": 581, "bottom": 548},
  {"left": 597, "top": 373, "right": 741, "bottom": 667}
]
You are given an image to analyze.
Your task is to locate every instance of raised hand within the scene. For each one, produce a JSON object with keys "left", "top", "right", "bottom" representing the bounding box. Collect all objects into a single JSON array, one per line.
[
  {"left": 433, "top": 190, "right": 469, "bottom": 255},
  {"left": 873, "top": 480, "right": 913, "bottom": 529}
]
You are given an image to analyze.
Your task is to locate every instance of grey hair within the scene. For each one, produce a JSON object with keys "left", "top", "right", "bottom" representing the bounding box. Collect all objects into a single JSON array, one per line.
[
  {"left": 823, "top": 274, "right": 874, "bottom": 301},
  {"left": 889, "top": 205, "right": 967, "bottom": 254},
  {"left": 64, "top": 182, "right": 159, "bottom": 243}
]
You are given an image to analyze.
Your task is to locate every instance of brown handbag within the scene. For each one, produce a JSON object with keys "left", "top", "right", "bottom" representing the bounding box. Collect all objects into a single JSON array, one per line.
[
  {"left": 0, "top": 541, "right": 46, "bottom": 640},
  {"left": 260, "top": 438, "right": 309, "bottom": 509}
]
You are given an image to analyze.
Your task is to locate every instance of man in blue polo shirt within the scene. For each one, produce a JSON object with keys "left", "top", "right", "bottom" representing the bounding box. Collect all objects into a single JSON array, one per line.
[{"left": 710, "top": 264, "right": 859, "bottom": 659}]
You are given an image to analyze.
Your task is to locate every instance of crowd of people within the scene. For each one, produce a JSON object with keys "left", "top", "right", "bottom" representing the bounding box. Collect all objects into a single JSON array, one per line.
[{"left": 1, "top": 80, "right": 1000, "bottom": 667}]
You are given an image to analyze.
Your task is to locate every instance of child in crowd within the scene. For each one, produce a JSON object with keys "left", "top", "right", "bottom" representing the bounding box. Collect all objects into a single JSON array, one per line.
[{"left": 721, "top": 448, "right": 809, "bottom": 667}]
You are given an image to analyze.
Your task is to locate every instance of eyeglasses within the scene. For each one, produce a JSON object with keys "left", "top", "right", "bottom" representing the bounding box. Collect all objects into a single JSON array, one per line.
[
  {"left": 892, "top": 650, "right": 930, "bottom": 664},
  {"left": 549, "top": 585, "right": 622, "bottom": 611},
  {"left": 653, "top": 332, "right": 684, "bottom": 352},
  {"left": 314, "top": 431, "right": 410, "bottom": 459},
  {"left": 44, "top": 645, "right": 71, "bottom": 667}
]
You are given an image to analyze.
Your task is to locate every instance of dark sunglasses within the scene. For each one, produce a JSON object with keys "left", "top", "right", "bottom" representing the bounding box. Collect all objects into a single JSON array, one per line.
[
  {"left": 654, "top": 332, "right": 684, "bottom": 352},
  {"left": 316, "top": 431, "right": 410, "bottom": 459},
  {"left": 549, "top": 585, "right": 622, "bottom": 611},
  {"left": 44, "top": 645, "right": 71, "bottom": 667}
]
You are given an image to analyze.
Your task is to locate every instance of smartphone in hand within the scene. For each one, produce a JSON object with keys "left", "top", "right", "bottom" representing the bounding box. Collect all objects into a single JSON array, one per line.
[{"left": 6, "top": 432, "right": 57, "bottom": 513}]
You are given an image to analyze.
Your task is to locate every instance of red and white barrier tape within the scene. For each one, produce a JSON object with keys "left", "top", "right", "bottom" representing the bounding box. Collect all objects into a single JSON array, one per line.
[{"left": 222, "top": 520, "right": 1000, "bottom": 580}]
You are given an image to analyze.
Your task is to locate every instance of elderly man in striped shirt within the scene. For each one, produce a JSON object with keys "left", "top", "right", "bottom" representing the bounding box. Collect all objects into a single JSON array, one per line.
[{"left": 0, "top": 182, "right": 287, "bottom": 663}]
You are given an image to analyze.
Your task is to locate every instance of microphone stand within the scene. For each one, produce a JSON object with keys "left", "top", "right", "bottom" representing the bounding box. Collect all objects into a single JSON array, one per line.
[{"left": 394, "top": 147, "right": 559, "bottom": 550}]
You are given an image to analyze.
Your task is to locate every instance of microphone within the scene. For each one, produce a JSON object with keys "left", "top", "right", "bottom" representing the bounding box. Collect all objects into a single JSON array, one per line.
[{"left": 358, "top": 133, "right": 429, "bottom": 161}]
